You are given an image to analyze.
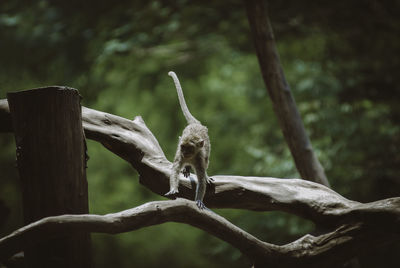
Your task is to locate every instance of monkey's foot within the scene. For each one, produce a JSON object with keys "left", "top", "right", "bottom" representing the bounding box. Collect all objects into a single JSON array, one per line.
[
  {"left": 165, "top": 189, "right": 179, "bottom": 197},
  {"left": 196, "top": 200, "right": 206, "bottom": 210},
  {"left": 206, "top": 177, "right": 214, "bottom": 184}
]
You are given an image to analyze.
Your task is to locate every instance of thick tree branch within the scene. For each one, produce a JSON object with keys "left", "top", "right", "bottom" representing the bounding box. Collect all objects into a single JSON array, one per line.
[
  {"left": 0, "top": 199, "right": 398, "bottom": 267},
  {"left": 82, "top": 107, "right": 348, "bottom": 226},
  {"left": 0, "top": 98, "right": 398, "bottom": 227},
  {"left": 1, "top": 97, "right": 399, "bottom": 265},
  {"left": 244, "top": 0, "right": 330, "bottom": 187}
]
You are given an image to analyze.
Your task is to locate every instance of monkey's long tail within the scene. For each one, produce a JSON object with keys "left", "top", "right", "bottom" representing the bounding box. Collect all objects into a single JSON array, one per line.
[{"left": 168, "top": 71, "right": 200, "bottom": 125}]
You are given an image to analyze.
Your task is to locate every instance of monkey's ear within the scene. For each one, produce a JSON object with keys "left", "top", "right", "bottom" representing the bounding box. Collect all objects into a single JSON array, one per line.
[{"left": 197, "top": 140, "right": 204, "bottom": 148}]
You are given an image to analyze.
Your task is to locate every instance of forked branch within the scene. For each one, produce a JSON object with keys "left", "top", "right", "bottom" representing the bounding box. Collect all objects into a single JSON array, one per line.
[{"left": 0, "top": 98, "right": 399, "bottom": 266}]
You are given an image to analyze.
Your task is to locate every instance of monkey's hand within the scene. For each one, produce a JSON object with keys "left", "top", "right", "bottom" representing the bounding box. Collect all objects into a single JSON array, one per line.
[
  {"left": 196, "top": 200, "right": 206, "bottom": 210},
  {"left": 206, "top": 177, "right": 214, "bottom": 184},
  {"left": 182, "top": 166, "right": 191, "bottom": 178},
  {"left": 165, "top": 189, "right": 179, "bottom": 197}
]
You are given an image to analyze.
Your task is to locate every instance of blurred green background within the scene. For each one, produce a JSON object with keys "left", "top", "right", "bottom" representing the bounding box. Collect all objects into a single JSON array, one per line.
[{"left": 0, "top": 1, "right": 399, "bottom": 267}]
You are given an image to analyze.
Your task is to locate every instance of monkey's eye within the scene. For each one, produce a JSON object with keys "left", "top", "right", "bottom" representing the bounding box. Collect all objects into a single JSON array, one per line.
[
  {"left": 181, "top": 144, "right": 194, "bottom": 153},
  {"left": 197, "top": 140, "right": 204, "bottom": 148}
]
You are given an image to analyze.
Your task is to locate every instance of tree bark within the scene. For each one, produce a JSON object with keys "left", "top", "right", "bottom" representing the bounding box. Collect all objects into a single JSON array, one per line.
[
  {"left": 0, "top": 100, "right": 395, "bottom": 224},
  {"left": 244, "top": 0, "right": 330, "bottom": 187},
  {"left": 0, "top": 98, "right": 399, "bottom": 266},
  {"left": 0, "top": 198, "right": 398, "bottom": 267},
  {"left": 7, "top": 87, "right": 92, "bottom": 268}
]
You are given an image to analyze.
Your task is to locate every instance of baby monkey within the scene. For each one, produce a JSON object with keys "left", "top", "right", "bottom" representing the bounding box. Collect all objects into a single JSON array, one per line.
[{"left": 165, "top": 71, "right": 212, "bottom": 209}]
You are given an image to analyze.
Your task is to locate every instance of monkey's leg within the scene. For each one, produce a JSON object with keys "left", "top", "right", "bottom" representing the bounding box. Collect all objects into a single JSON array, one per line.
[
  {"left": 194, "top": 162, "right": 207, "bottom": 209},
  {"left": 195, "top": 181, "right": 206, "bottom": 210},
  {"left": 182, "top": 165, "right": 191, "bottom": 178},
  {"left": 204, "top": 156, "right": 213, "bottom": 184},
  {"left": 165, "top": 152, "right": 183, "bottom": 196}
]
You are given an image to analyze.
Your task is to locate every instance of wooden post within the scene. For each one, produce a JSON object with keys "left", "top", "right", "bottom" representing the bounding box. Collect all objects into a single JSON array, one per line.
[{"left": 7, "top": 86, "right": 92, "bottom": 268}]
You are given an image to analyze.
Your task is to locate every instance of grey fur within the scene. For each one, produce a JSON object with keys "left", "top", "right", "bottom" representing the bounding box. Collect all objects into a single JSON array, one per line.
[{"left": 165, "top": 71, "right": 212, "bottom": 209}]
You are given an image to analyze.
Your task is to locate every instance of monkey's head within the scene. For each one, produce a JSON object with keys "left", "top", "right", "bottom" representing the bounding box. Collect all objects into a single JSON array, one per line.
[{"left": 180, "top": 137, "right": 204, "bottom": 158}]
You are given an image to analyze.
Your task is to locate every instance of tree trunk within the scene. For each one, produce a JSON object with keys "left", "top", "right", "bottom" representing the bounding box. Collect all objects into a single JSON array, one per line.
[
  {"left": 7, "top": 87, "right": 92, "bottom": 268},
  {"left": 244, "top": 0, "right": 330, "bottom": 187}
]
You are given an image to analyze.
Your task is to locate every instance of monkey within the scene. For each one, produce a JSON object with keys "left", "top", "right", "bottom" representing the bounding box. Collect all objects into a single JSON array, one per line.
[{"left": 165, "top": 71, "right": 213, "bottom": 209}]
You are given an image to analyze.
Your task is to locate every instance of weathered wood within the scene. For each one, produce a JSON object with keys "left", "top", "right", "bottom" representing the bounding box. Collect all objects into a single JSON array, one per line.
[
  {"left": 0, "top": 198, "right": 398, "bottom": 267},
  {"left": 80, "top": 107, "right": 347, "bottom": 225},
  {"left": 7, "top": 87, "right": 91, "bottom": 268},
  {"left": 0, "top": 99, "right": 394, "bottom": 226},
  {"left": 244, "top": 0, "right": 330, "bottom": 187},
  {"left": 0, "top": 97, "right": 399, "bottom": 265}
]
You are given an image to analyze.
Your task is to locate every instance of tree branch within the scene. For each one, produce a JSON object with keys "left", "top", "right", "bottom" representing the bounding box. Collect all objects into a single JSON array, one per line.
[
  {"left": 0, "top": 199, "right": 276, "bottom": 262},
  {"left": 244, "top": 0, "right": 330, "bottom": 187},
  {"left": 0, "top": 198, "right": 398, "bottom": 267},
  {"left": 1, "top": 97, "right": 399, "bottom": 265},
  {"left": 0, "top": 99, "right": 398, "bottom": 227}
]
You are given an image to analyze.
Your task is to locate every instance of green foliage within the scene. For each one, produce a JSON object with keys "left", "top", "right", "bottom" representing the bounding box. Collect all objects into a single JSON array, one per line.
[{"left": 0, "top": 1, "right": 399, "bottom": 267}]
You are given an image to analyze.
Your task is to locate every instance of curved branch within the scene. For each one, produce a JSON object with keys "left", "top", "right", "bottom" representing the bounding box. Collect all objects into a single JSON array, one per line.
[
  {"left": 1, "top": 98, "right": 400, "bottom": 266},
  {"left": 1, "top": 99, "right": 399, "bottom": 228},
  {"left": 0, "top": 199, "right": 398, "bottom": 267},
  {"left": 80, "top": 106, "right": 400, "bottom": 228},
  {"left": 0, "top": 199, "right": 277, "bottom": 262}
]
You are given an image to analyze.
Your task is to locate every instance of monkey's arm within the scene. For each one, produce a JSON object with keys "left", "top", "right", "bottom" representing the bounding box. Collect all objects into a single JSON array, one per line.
[{"left": 165, "top": 149, "right": 183, "bottom": 196}]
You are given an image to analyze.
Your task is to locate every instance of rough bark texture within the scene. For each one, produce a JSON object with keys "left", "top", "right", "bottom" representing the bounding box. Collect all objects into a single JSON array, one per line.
[
  {"left": 244, "top": 0, "right": 330, "bottom": 187},
  {"left": 7, "top": 87, "right": 92, "bottom": 268},
  {"left": 0, "top": 198, "right": 398, "bottom": 267},
  {"left": 0, "top": 99, "right": 399, "bottom": 266}
]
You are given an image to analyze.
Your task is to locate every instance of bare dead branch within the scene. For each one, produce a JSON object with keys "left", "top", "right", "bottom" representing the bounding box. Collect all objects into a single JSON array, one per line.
[
  {"left": 0, "top": 99, "right": 399, "bottom": 227},
  {"left": 82, "top": 106, "right": 351, "bottom": 225},
  {"left": 0, "top": 199, "right": 277, "bottom": 262},
  {"left": 1, "top": 98, "right": 400, "bottom": 265},
  {"left": 0, "top": 198, "right": 398, "bottom": 267}
]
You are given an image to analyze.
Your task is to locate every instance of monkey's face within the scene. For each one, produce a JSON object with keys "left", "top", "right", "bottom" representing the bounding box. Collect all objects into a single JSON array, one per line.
[
  {"left": 180, "top": 139, "right": 204, "bottom": 158},
  {"left": 181, "top": 143, "right": 195, "bottom": 158}
]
